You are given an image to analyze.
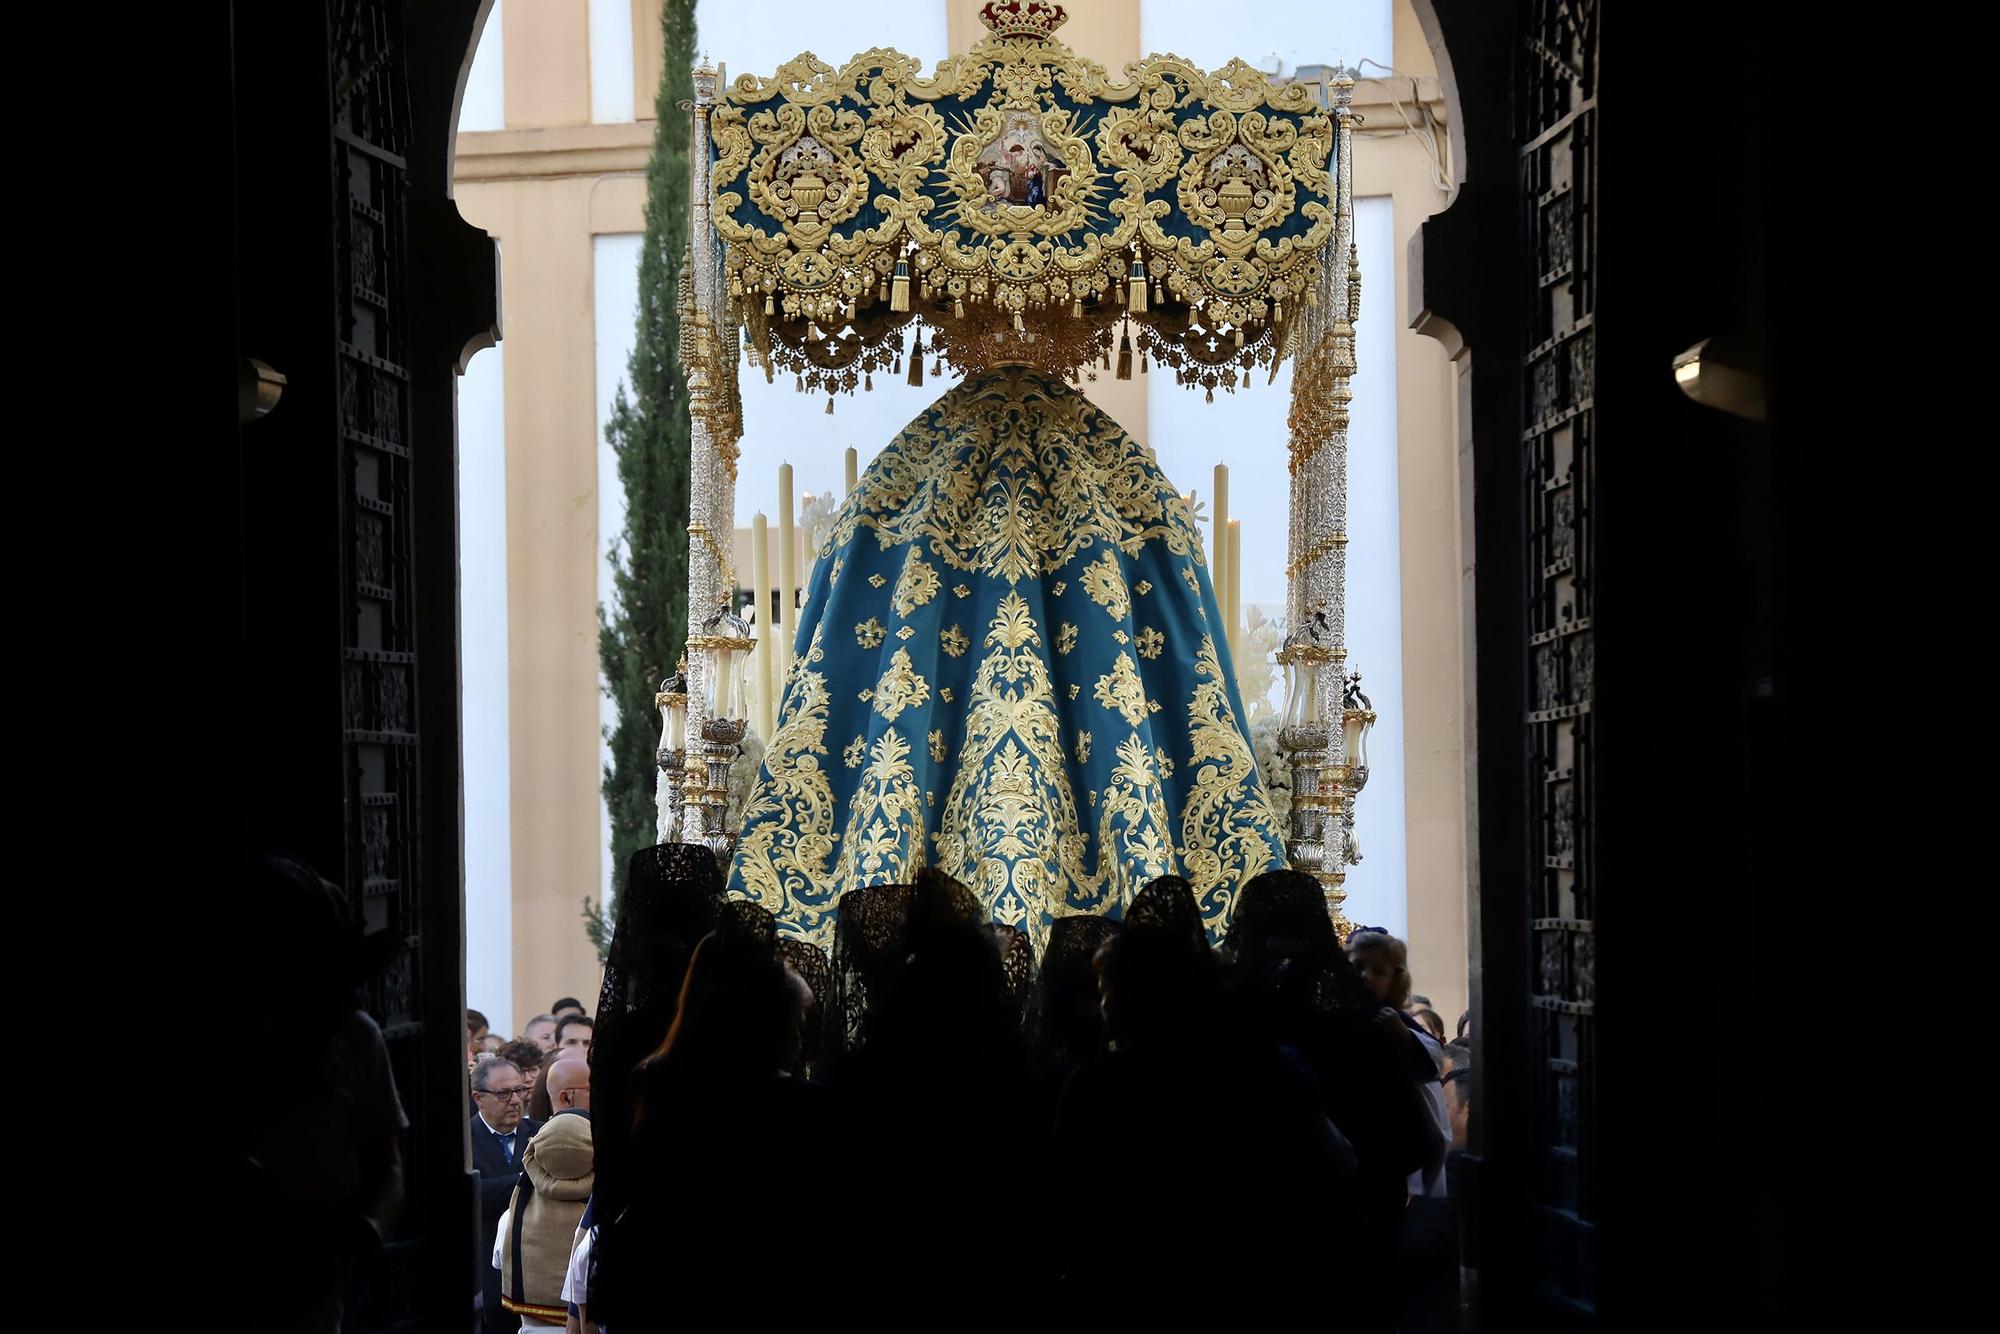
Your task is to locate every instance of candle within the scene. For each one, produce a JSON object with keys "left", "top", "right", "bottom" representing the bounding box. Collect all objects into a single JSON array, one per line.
[
  {"left": 1228, "top": 519, "right": 1244, "bottom": 654},
  {"left": 777, "top": 463, "right": 797, "bottom": 684},
  {"left": 1212, "top": 464, "right": 1230, "bottom": 632},
  {"left": 845, "top": 446, "right": 858, "bottom": 496},
  {"left": 751, "top": 511, "right": 773, "bottom": 739}
]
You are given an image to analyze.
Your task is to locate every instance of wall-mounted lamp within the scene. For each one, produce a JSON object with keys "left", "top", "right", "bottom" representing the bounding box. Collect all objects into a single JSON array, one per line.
[{"left": 1672, "top": 333, "right": 1766, "bottom": 423}]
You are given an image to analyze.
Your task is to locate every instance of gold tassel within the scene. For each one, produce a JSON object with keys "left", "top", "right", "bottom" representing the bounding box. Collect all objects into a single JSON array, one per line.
[
  {"left": 765, "top": 293, "right": 775, "bottom": 316},
  {"left": 932, "top": 357, "right": 942, "bottom": 377},
  {"left": 795, "top": 375, "right": 804, "bottom": 392},
  {"left": 826, "top": 396, "right": 835, "bottom": 415},
  {"left": 1273, "top": 300, "right": 1284, "bottom": 322},
  {"left": 1241, "top": 368, "right": 1251, "bottom": 388},
  {"left": 953, "top": 298, "right": 965, "bottom": 319},
  {"left": 1205, "top": 386, "right": 1214, "bottom": 403},
  {"left": 864, "top": 373, "right": 873, "bottom": 392},
  {"left": 764, "top": 362, "right": 775, "bottom": 384},
  {"left": 1013, "top": 311, "right": 1025, "bottom": 334},
  {"left": 1129, "top": 258, "right": 1148, "bottom": 313},
  {"left": 1139, "top": 352, "right": 1148, "bottom": 375},
  {"left": 1234, "top": 326, "right": 1245, "bottom": 349},
  {"left": 892, "top": 353, "right": 902, "bottom": 374},
  {"left": 1116, "top": 332, "right": 1133, "bottom": 380},
  {"left": 908, "top": 333, "right": 925, "bottom": 387},
  {"left": 1072, "top": 298, "right": 1083, "bottom": 318},
  {"left": 890, "top": 258, "right": 911, "bottom": 313}
]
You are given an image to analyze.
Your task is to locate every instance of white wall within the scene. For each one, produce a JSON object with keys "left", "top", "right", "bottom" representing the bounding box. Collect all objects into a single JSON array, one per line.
[
  {"left": 1139, "top": 0, "right": 1394, "bottom": 73},
  {"left": 458, "top": 0, "right": 506, "bottom": 133},
  {"left": 595, "top": 233, "right": 645, "bottom": 918},
  {"left": 589, "top": 0, "right": 637, "bottom": 123},
  {"left": 459, "top": 344, "right": 513, "bottom": 1031},
  {"left": 694, "top": 0, "right": 951, "bottom": 76},
  {"left": 1340, "top": 195, "right": 1407, "bottom": 935}
]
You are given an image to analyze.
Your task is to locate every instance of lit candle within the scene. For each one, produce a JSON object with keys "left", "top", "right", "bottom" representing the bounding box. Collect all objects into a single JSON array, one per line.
[
  {"left": 1212, "top": 464, "right": 1230, "bottom": 631},
  {"left": 845, "top": 446, "right": 858, "bottom": 496},
  {"left": 751, "top": 511, "right": 773, "bottom": 739},
  {"left": 777, "top": 463, "right": 797, "bottom": 683}
]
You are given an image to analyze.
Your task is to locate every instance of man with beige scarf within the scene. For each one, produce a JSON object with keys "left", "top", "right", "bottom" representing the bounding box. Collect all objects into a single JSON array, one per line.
[{"left": 493, "top": 1062, "right": 594, "bottom": 1332}]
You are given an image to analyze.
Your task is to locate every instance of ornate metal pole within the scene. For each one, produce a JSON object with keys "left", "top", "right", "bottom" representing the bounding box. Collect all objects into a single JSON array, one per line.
[
  {"left": 1281, "top": 75, "right": 1358, "bottom": 934},
  {"left": 679, "top": 55, "right": 746, "bottom": 843}
]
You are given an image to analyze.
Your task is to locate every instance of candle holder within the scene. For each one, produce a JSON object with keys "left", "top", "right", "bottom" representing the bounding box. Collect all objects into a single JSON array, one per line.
[
  {"left": 686, "top": 609, "right": 756, "bottom": 860},
  {"left": 1337, "top": 672, "right": 1376, "bottom": 867},
  {"left": 1276, "top": 612, "right": 1349, "bottom": 928},
  {"left": 655, "top": 667, "right": 689, "bottom": 845}
]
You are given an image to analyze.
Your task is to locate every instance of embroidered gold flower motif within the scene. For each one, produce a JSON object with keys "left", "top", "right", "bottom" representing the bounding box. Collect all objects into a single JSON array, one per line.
[
  {"left": 1081, "top": 548, "right": 1130, "bottom": 620},
  {"left": 926, "top": 789, "right": 935, "bottom": 807},
  {"left": 1181, "top": 566, "right": 1201, "bottom": 594},
  {"left": 1068, "top": 683, "right": 1080, "bottom": 700},
  {"left": 858, "top": 688, "right": 875, "bottom": 701},
  {"left": 1135, "top": 579, "right": 1153, "bottom": 595},
  {"left": 1155, "top": 746, "right": 1175, "bottom": 776},
  {"left": 1056, "top": 622, "right": 1079, "bottom": 655},
  {"left": 1094, "top": 652, "right": 1149, "bottom": 726},
  {"left": 873, "top": 647, "right": 931, "bottom": 722},
  {"left": 868, "top": 573, "right": 887, "bottom": 588},
  {"left": 896, "top": 625, "right": 915, "bottom": 640},
  {"left": 941, "top": 625, "right": 970, "bottom": 657},
  {"left": 843, "top": 737, "right": 867, "bottom": 768},
  {"left": 855, "top": 617, "right": 885, "bottom": 648},
  {"left": 1137, "top": 627, "right": 1166, "bottom": 659},
  {"left": 830, "top": 556, "right": 845, "bottom": 586},
  {"left": 929, "top": 729, "right": 947, "bottom": 762},
  {"left": 954, "top": 584, "right": 971, "bottom": 598},
  {"left": 1148, "top": 699, "right": 1162, "bottom": 713},
  {"left": 892, "top": 547, "right": 942, "bottom": 616},
  {"left": 940, "top": 686, "right": 954, "bottom": 702},
  {"left": 1051, "top": 580, "right": 1067, "bottom": 597},
  {"left": 1112, "top": 629, "right": 1130, "bottom": 644},
  {"left": 1075, "top": 730, "right": 1093, "bottom": 763}
]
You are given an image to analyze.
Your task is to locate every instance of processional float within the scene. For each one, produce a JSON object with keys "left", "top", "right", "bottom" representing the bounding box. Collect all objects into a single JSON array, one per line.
[{"left": 655, "top": 2, "right": 1374, "bottom": 940}]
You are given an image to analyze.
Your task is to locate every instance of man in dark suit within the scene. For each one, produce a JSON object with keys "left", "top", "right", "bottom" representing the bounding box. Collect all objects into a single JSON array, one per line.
[{"left": 470, "top": 1057, "right": 541, "bottom": 1332}]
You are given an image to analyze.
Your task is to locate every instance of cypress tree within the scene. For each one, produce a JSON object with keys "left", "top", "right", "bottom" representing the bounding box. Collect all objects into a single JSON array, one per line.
[{"left": 593, "top": 0, "right": 698, "bottom": 957}]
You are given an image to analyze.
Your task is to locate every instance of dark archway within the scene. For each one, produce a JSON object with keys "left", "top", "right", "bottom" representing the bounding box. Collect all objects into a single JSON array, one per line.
[{"left": 206, "top": 1, "right": 1838, "bottom": 1324}]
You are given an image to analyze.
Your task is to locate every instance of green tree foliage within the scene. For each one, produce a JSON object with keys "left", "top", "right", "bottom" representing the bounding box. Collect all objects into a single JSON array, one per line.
[{"left": 593, "top": 0, "right": 697, "bottom": 959}]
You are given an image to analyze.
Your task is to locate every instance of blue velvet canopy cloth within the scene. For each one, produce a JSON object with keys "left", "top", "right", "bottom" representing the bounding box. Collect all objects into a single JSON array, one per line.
[{"left": 726, "top": 368, "right": 1285, "bottom": 952}]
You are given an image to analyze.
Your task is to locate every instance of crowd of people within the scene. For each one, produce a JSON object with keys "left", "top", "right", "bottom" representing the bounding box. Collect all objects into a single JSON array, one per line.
[{"left": 240, "top": 847, "right": 1472, "bottom": 1332}]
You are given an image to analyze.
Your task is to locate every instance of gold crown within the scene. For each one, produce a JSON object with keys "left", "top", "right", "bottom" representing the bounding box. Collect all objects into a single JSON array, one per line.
[{"left": 979, "top": 2, "right": 1067, "bottom": 40}]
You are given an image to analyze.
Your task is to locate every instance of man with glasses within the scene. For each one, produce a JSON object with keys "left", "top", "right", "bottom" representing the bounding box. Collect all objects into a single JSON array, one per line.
[{"left": 470, "top": 1058, "right": 541, "bottom": 1332}]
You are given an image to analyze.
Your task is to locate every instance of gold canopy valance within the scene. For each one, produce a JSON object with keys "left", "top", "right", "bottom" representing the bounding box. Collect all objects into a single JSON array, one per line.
[{"left": 694, "top": 2, "right": 1356, "bottom": 399}]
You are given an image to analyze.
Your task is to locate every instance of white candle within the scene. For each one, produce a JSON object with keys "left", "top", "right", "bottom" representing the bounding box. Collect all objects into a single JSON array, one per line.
[
  {"left": 1228, "top": 519, "right": 1243, "bottom": 655},
  {"left": 751, "top": 511, "right": 773, "bottom": 739},
  {"left": 845, "top": 446, "right": 858, "bottom": 496},
  {"left": 1212, "top": 464, "right": 1230, "bottom": 632},
  {"left": 777, "top": 463, "right": 797, "bottom": 683}
]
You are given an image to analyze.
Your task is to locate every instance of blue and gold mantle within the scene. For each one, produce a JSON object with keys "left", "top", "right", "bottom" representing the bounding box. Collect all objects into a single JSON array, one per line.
[{"left": 727, "top": 369, "right": 1285, "bottom": 950}]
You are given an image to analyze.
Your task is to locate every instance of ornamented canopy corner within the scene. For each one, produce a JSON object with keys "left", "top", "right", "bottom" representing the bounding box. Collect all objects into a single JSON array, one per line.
[{"left": 686, "top": 0, "right": 1359, "bottom": 405}]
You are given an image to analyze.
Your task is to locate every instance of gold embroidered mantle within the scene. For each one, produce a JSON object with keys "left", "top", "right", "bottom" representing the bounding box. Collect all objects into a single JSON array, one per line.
[{"left": 726, "top": 368, "right": 1284, "bottom": 948}]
